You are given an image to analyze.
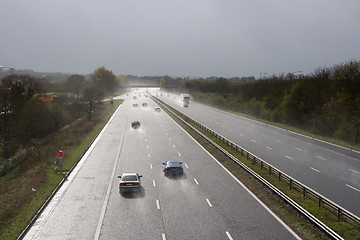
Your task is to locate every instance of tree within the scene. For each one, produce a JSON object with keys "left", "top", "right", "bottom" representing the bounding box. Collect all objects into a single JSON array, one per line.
[
  {"left": 83, "top": 86, "right": 103, "bottom": 121},
  {"left": 93, "top": 66, "right": 117, "bottom": 95},
  {"left": 65, "top": 74, "right": 86, "bottom": 97}
]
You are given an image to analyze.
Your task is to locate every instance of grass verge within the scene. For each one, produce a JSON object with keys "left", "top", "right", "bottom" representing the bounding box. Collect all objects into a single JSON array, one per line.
[
  {"left": 158, "top": 98, "right": 360, "bottom": 240},
  {"left": 0, "top": 100, "right": 122, "bottom": 240},
  {"left": 195, "top": 101, "right": 360, "bottom": 152}
]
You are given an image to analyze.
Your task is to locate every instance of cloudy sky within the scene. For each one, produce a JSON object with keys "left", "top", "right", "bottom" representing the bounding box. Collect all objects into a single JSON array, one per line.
[{"left": 1, "top": 0, "right": 359, "bottom": 78}]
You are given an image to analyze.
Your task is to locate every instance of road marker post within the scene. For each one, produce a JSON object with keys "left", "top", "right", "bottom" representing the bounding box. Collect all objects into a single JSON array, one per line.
[{"left": 59, "top": 150, "right": 63, "bottom": 174}]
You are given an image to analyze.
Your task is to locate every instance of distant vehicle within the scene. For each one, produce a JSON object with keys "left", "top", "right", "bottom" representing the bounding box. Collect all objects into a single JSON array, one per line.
[
  {"left": 142, "top": 103, "right": 148, "bottom": 107},
  {"left": 131, "top": 121, "right": 140, "bottom": 128},
  {"left": 181, "top": 93, "right": 190, "bottom": 107},
  {"left": 133, "top": 103, "right": 138, "bottom": 108},
  {"left": 163, "top": 161, "right": 183, "bottom": 176},
  {"left": 118, "top": 173, "right": 142, "bottom": 193},
  {"left": 155, "top": 107, "right": 161, "bottom": 112},
  {"left": 133, "top": 96, "right": 137, "bottom": 100}
]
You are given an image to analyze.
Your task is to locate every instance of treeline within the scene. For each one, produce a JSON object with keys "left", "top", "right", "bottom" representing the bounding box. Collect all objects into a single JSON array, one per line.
[
  {"left": 186, "top": 61, "right": 360, "bottom": 144},
  {"left": 0, "top": 66, "right": 124, "bottom": 175}
]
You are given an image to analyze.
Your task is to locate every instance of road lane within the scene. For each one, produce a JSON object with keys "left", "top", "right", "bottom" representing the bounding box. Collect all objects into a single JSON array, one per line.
[
  {"left": 157, "top": 92, "right": 360, "bottom": 216},
  {"left": 25, "top": 93, "right": 300, "bottom": 240}
]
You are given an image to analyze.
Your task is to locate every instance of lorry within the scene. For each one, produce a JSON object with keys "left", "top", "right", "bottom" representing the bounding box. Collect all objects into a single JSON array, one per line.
[{"left": 180, "top": 93, "right": 190, "bottom": 107}]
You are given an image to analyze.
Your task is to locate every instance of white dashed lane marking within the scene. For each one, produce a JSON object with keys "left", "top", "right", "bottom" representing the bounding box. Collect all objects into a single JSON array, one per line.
[
  {"left": 285, "top": 155, "right": 293, "bottom": 160},
  {"left": 156, "top": 199, "right": 160, "bottom": 209},
  {"left": 206, "top": 199, "right": 213, "bottom": 207},
  {"left": 316, "top": 156, "right": 326, "bottom": 161},
  {"left": 226, "top": 231, "right": 233, "bottom": 240},
  {"left": 346, "top": 184, "right": 360, "bottom": 193},
  {"left": 194, "top": 178, "right": 199, "bottom": 185},
  {"left": 266, "top": 146, "right": 272, "bottom": 150},
  {"left": 349, "top": 169, "right": 360, "bottom": 174},
  {"left": 310, "top": 167, "right": 320, "bottom": 173}
]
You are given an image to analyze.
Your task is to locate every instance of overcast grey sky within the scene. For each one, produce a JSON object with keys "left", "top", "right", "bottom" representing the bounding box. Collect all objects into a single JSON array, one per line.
[{"left": 1, "top": 0, "right": 359, "bottom": 78}]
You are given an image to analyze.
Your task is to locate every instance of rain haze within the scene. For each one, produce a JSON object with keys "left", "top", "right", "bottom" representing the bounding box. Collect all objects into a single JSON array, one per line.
[{"left": 1, "top": 0, "right": 359, "bottom": 77}]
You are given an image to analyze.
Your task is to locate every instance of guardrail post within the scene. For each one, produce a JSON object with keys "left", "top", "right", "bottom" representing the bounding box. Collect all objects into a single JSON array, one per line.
[
  {"left": 303, "top": 187, "right": 306, "bottom": 197},
  {"left": 261, "top": 161, "right": 263, "bottom": 169},
  {"left": 319, "top": 197, "right": 322, "bottom": 207},
  {"left": 337, "top": 208, "right": 341, "bottom": 221},
  {"left": 278, "top": 172, "right": 281, "bottom": 181},
  {"left": 253, "top": 156, "right": 256, "bottom": 164},
  {"left": 290, "top": 179, "right": 292, "bottom": 190},
  {"left": 241, "top": 149, "right": 243, "bottom": 156},
  {"left": 269, "top": 166, "right": 272, "bottom": 175},
  {"left": 246, "top": 152, "right": 249, "bottom": 160},
  {"left": 235, "top": 146, "right": 238, "bottom": 153}
]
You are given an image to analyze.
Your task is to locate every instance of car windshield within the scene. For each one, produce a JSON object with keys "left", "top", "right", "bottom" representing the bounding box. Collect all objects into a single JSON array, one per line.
[{"left": 122, "top": 175, "right": 137, "bottom": 181}]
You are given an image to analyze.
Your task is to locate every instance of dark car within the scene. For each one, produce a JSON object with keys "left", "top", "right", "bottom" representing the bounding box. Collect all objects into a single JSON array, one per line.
[
  {"left": 155, "top": 107, "right": 161, "bottom": 112},
  {"left": 131, "top": 121, "right": 140, "bottom": 128},
  {"left": 118, "top": 173, "right": 142, "bottom": 193},
  {"left": 142, "top": 102, "right": 148, "bottom": 107},
  {"left": 163, "top": 161, "right": 183, "bottom": 176}
]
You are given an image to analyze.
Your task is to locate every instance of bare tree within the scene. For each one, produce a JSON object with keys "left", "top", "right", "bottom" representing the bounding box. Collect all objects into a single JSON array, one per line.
[{"left": 83, "top": 86, "right": 103, "bottom": 121}]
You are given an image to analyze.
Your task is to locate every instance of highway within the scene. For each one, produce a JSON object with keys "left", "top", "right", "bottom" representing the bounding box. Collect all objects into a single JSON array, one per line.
[
  {"left": 156, "top": 91, "right": 360, "bottom": 217},
  {"left": 23, "top": 92, "right": 300, "bottom": 240}
]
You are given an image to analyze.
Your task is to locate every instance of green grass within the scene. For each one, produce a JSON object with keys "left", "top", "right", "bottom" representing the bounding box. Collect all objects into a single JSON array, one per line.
[
  {"left": 0, "top": 99, "right": 122, "bottom": 240},
  {"left": 195, "top": 101, "right": 360, "bottom": 152}
]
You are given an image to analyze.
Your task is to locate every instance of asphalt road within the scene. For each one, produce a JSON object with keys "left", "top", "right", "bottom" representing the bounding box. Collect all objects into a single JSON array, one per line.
[
  {"left": 23, "top": 92, "right": 300, "bottom": 240},
  {"left": 156, "top": 91, "right": 360, "bottom": 217}
]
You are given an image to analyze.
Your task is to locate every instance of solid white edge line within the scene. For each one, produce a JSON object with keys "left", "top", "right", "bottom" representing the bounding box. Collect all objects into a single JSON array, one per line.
[
  {"left": 225, "top": 231, "right": 233, "bottom": 240},
  {"left": 206, "top": 198, "right": 213, "bottom": 207},
  {"left": 163, "top": 110, "right": 302, "bottom": 240},
  {"left": 94, "top": 104, "right": 128, "bottom": 240}
]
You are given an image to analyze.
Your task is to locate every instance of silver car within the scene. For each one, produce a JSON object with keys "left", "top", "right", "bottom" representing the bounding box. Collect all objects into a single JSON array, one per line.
[{"left": 118, "top": 173, "right": 142, "bottom": 193}]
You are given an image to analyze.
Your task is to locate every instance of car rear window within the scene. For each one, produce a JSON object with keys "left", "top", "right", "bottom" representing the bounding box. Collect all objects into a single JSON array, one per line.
[
  {"left": 122, "top": 175, "right": 137, "bottom": 181},
  {"left": 167, "top": 162, "right": 181, "bottom": 167}
]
